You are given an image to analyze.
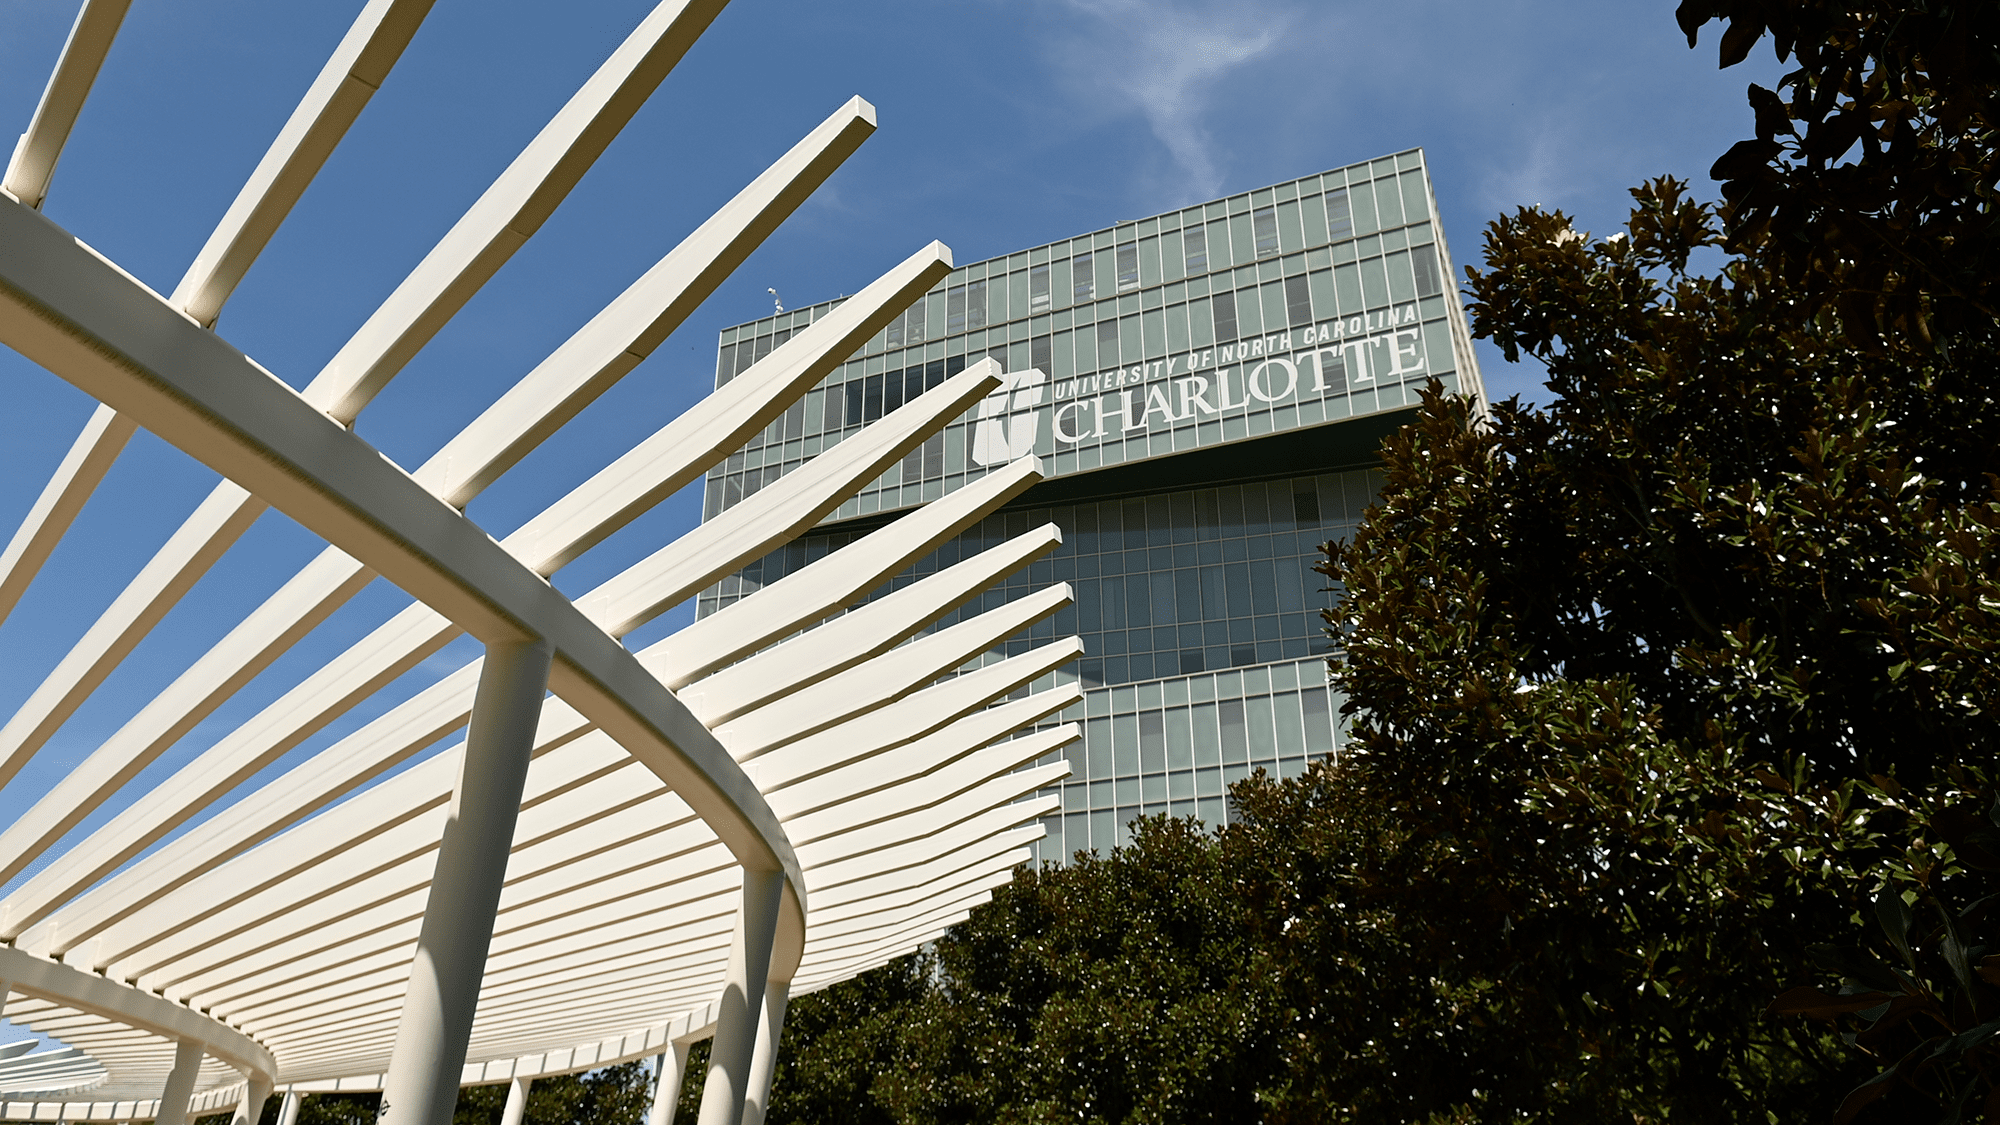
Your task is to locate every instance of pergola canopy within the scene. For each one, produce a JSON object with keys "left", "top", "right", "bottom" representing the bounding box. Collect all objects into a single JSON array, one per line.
[{"left": 0, "top": 3, "right": 1073, "bottom": 1123}]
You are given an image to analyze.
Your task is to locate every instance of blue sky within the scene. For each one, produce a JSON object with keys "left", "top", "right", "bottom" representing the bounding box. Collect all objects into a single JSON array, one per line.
[{"left": 0, "top": 0, "right": 1779, "bottom": 901}]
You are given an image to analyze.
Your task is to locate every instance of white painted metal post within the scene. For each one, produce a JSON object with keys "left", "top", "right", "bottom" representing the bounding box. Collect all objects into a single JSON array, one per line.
[
  {"left": 738, "top": 982, "right": 790, "bottom": 1125},
  {"left": 693, "top": 870, "right": 784, "bottom": 1125},
  {"left": 274, "top": 1089, "right": 302, "bottom": 1125},
  {"left": 154, "top": 1041, "right": 204, "bottom": 1125},
  {"left": 648, "top": 1043, "right": 690, "bottom": 1125},
  {"left": 232, "top": 1075, "right": 272, "bottom": 1125},
  {"left": 380, "top": 640, "right": 552, "bottom": 1125},
  {"left": 497, "top": 1077, "right": 530, "bottom": 1125}
]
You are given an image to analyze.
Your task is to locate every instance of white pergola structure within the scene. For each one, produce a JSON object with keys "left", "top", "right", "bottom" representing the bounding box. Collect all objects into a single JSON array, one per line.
[{"left": 0, "top": 4, "right": 1076, "bottom": 1125}]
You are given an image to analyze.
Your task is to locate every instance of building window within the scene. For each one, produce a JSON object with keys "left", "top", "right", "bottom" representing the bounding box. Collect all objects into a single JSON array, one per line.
[
  {"left": 1412, "top": 244, "right": 1443, "bottom": 297},
  {"left": 947, "top": 285, "right": 966, "bottom": 333},
  {"left": 1284, "top": 274, "right": 1313, "bottom": 328},
  {"left": 967, "top": 278, "right": 987, "bottom": 329},
  {"left": 1183, "top": 227, "right": 1207, "bottom": 273},
  {"left": 1096, "top": 319, "right": 1118, "bottom": 366},
  {"left": 1072, "top": 254, "right": 1094, "bottom": 302},
  {"left": 1320, "top": 350, "right": 1347, "bottom": 394},
  {"left": 884, "top": 366, "right": 905, "bottom": 414},
  {"left": 1030, "top": 263, "right": 1051, "bottom": 313},
  {"left": 1212, "top": 290, "right": 1238, "bottom": 342},
  {"left": 1116, "top": 242, "right": 1139, "bottom": 291},
  {"left": 1253, "top": 206, "right": 1279, "bottom": 257},
  {"left": 1326, "top": 189, "right": 1353, "bottom": 241},
  {"left": 903, "top": 303, "right": 925, "bottom": 345},
  {"left": 863, "top": 374, "right": 884, "bottom": 421}
]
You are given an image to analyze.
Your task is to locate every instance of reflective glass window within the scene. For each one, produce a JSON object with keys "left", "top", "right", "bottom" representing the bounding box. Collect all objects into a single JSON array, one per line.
[
  {"left": 947, "top": 285, "right": 966, "bottom": 333},
  {"left": 1072, "top": 253, "right": 1094, "bottom": 301},
  {"left": 884, "top": 366, "right": 905, "bottom": 414},
  {"left": 1139, "top": 712, "right": 1165, "bottom": 772},
  {"left": 1412, "top": 243, "right": 1443, "bottom": 297},
  {"left": 1116, "top": 242, "right": 1139, "bottom": 291},
  {"left": 1253, "top": 205, "right": 1279, "bottom": 257},
  {"left": 1096, "top": 319, "right": 1119, "bottom": 367},
  {"left": 1212, "top": 290, "right": 1239, "bottom": 342},
  {"left": 1030, "top": 264, "right": 1051, "bottom": 313},
  {"left": 1285, "top": 274, "right": 1312, "bottom": 327},
  {"left": 1183, "top": 226, "right": 1208, "bottom": 272},
  {"left": 1219, "top": 699, "right": 1247, "bottom": 760},
  {"left": 967, "top": 278, "right": 988, "bottom": 329},
  {"left": 1114, "top": 715, "right": 1140, "bottom": 774},
  {"left": 862, "top": 374, "right": 883, "bottom": 422},
  {"left": 1326, "top": 189, "right": 1354, "bottom": 240}
]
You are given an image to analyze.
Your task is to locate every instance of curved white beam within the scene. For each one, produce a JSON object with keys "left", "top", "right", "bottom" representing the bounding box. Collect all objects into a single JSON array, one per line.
[
  {"left": 0, "top": 0, "right": 1077, "bottom": 1106},
  {"left": 1, "top": 182, "right": 934, "bottom": 949},
  {"left": 0, "top": 191, "right": 806, "bottom": 931},
  {"left": 0, "top": 946, "right": 274, "bottom": 1082}
]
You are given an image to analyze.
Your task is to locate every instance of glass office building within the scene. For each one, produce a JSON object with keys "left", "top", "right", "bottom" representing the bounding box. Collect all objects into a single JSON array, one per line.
[{"left": 698, "top": 148, "right": 1485, "bottom": 863}]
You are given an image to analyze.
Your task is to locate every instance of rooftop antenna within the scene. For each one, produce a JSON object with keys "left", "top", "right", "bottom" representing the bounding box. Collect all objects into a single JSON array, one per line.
[{"left": 767, "top": 287, "right": 783, "bottom": 314}]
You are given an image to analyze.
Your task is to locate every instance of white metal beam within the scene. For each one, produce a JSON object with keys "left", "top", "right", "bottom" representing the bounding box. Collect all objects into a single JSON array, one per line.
[
  {"left": 1, "top": 0, "right": 132, "bottom": 209},
  {"left": 0, "top": 191, "right": 806, "bottom": 952}
]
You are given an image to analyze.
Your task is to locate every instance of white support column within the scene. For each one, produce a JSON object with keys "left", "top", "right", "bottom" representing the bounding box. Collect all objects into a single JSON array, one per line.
[
  {"left": 380, "top": 640, "right": 552, "bottom": 1125},
  {"left": 274, "top": 1089, "right": 302, "bottom": 1125},
  {"left": 231, "top": 1074, "right": 272, "bottom": 1125},
  {"left": 497, "top": 1077, "right": 530, "bottom": 1125},
  {"left": 154, "top": 1040, "right": 204, "bottom": 1125},
  {"left": 647, "top": 1043, "right": 690, "bottom": 1125},
  {"left": 693, "top": 870, "right": 784, "bottom": 1125},
  {"left": 739, "top": 982, "right": 790, "bottom": 1125}
]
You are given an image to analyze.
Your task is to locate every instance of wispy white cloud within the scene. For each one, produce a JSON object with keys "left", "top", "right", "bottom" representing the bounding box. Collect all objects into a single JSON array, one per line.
[
  {"left": 1042, "top": 0, "right": 1297, "bottom": 199},
  {"left": 1480, "top": 117, "right": 1576, "bottom": 218}
]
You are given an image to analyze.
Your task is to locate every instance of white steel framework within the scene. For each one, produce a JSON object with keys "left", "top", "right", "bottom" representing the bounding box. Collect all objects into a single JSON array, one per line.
[{"left": 0, "top": 4, "right": 1074, "bottom": 1125}]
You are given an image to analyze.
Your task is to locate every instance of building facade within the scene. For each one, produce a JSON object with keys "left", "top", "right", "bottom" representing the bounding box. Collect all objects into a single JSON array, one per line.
[{"left": 700, "top": 148, "right": 1486, "bottom": 864}]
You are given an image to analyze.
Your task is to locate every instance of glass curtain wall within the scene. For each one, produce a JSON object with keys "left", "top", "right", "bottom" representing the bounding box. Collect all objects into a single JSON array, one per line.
[{"left": 696, "top": 148, "right": 1485, "bottom": 864}]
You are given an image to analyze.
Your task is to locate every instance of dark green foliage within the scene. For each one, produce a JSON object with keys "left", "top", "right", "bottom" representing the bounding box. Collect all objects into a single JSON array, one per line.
[
  {"left": 1674, "top": 0, "right": 2000, "bottom": 346},
  {"left": 750, "top": 2, "right": 1997, "bottom": 1119},
  {"left": 298, "top": 1093, "right": 379, "bottom": 1125},
  {"left": 450, "top": 1063, "right": 653, "bottom": 1125},
  {"left": 673, "top": 1038, "right": 708, "bottom": 1124},
  {"left": 874, "top": 816, "right": 1279, "bottom": 1125},
  {"left": 758, "top": 816, "right": 1281, "bottom": 1125},
  {"left": 762, "top": 954, "right": 927, "bottom": 1125},
  {"left": 1293, "top": 6, "right": 1999, "bottom": 1116}
]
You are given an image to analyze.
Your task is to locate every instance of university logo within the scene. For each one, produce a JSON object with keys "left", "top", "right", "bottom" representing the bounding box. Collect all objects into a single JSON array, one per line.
[{"left": 969, "top": 366, "right": 1048, "bottom": 467}]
